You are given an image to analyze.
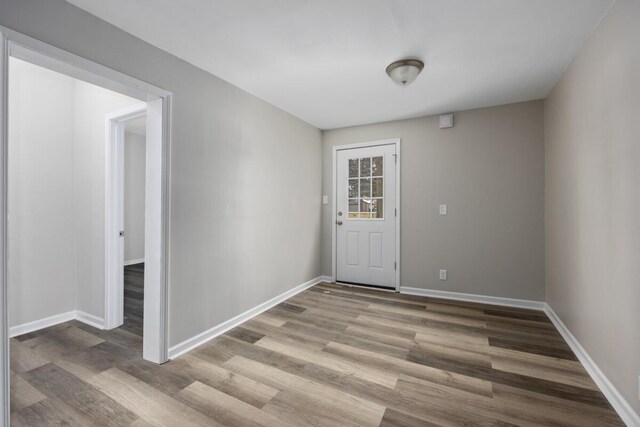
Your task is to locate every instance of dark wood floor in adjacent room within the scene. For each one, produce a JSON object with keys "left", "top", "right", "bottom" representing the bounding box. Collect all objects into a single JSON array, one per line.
[
  {"left": 123, "top": 263, "right": 144, "bottom": 337},
  {"left": 9, "top": 282, "right": 623, "bottom": 426}
]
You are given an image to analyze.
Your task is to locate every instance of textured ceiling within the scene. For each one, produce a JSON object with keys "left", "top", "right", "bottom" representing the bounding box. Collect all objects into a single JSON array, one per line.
[{"left": 67, "top": 0, "right": 612, "bottom": 129}]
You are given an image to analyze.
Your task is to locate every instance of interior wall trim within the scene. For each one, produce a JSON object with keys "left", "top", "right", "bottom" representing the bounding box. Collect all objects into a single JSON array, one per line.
[
  {"left": 9, "top": 311, "right": 75, "bottom": 338},
  {"left": 399, "top": 286, "right": 546, "bottom": 310},
  {"left": 9, "top": 310, "right": 105, "bottom": 338},
  {"left": 168, "top": 276, "right": 326, "bottom": 359},
  {"left": 544, "top": 304, "right": 640, "bottom": 427},
  {"left": 74, "top": 310, "right": 106, "bottom": 330}
]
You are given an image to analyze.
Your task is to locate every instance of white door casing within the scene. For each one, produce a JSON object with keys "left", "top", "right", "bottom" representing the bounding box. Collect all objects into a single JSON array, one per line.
[
  {"left": 0, "top": 30, "right": 9, "bottom": 427},
  {"left": 335, "top": 143, "right": 397, "bottom": 289}
]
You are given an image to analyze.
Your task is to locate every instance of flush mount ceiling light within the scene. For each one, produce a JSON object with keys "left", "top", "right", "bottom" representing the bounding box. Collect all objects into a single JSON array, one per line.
[{"left": 386, "top": 59, "right": 424, "bottom": 86}]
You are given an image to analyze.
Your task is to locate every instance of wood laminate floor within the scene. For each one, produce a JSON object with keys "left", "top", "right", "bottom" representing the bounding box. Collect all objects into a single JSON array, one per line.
[
  {"left": 123, "top": 263, "right": 144, "bottom": 337},
  {"left": 9, "top": 282, "right": 624, "bottom": 426}
]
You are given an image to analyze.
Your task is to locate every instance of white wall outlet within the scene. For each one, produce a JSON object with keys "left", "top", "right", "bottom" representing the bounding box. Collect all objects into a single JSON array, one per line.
[
  {"left": 322, "top": 195, "right": 328, "bottom": 205},
  {"left": 439, "top": 269, "right": 448, "bottom": 280},
  {"left": 439, "top": 204, "right": 447, "bottom": 215}
]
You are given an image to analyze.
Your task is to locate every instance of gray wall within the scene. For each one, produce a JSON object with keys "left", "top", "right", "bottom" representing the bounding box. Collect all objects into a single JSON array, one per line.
[
  {"left": 72, "top": 80, "right": 140, "bottom": 318},
  {"left": 322, "top": 101, "right": 545, "bottom": 300},
  {"left": 544, "top": 0, "right": 640, "bottom": 415},
  {"left": 0, "top": 0, "right": 322, "bottom": 346},
  {"left": 8, "top": 57, "right": 77, "bottom": 327},
  {"left": 124, "top": 131, "right": 146, "bottom": 263}
]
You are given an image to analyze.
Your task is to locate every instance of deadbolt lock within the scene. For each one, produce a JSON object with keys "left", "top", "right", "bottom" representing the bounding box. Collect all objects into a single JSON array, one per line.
[{"left": 338, "top": 211, "right": 343, "bottom": 216}]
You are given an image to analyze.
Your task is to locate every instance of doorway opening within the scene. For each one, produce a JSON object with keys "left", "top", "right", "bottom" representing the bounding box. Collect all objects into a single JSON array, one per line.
[
  {"left": 0, "top": 26, "right": 172, "bottom": 424},
  {"left": 123, "top": 116, "right": 147, "bottom": 338},
  {"left": 105, "top": 105, "right": 148, "bottom": 338}
]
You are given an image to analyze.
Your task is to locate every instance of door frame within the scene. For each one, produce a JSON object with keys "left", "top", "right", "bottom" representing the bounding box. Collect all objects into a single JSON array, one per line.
[
  {"left": 0, "top": 30, "right": 8, "bottom": 427},
  {"left": 0, "top": 25, "right": 172, "bottom": 424},
  {"left": 104, "top": 103, "right": 147, "bottom": 330},
  {"left": 331, "top": 138, "right": 401, "bottom": 291}
]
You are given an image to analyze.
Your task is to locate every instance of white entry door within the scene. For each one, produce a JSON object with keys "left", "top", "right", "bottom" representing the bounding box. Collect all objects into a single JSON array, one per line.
[{"left": 336, "top": 144, "right": 396, "bottom": 288}]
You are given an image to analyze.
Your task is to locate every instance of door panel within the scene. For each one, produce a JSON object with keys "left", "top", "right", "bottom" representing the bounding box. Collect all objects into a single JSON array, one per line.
[
  {"left": 336, "top": 144, "right": 396, "bottom": 288},
  {"left": 347, "top": 232, "right": 359, "bottom": 266},
  {"left": 369, "top": 233, "right": 383, "bottom": 268}
]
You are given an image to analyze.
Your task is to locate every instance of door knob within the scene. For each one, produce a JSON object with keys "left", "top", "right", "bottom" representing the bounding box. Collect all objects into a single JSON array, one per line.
[{"left": 336, "top": 220, "right": 343, "bottom": 225}]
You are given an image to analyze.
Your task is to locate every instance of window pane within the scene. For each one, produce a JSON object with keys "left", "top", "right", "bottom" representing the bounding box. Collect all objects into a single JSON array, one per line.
[
  {"left": 371, "top": 198, "right": 383, "bottom": 219},
  {"left": 360, "top": 157, "right": 371, "bottom": 176},
  {"left": 372, "top": 156, "right": 383, "bottom": 176},
  {"left": 348, "top": 179, "right": 359, "bottom": 198},
  {"left": 349, "top": 159, "right": 359, "bottom": 178},
  {"left": 360, "top": 198, "right": 371, "bottom": 214},
  {"left": 360, "top": 178, "right": 371, "bottom": 197},
  {"left": 346, "top": 157, "right": 384, "bottom": 220},
  {"left": 372, "top": 178, "right": 383, "bottom": 197}
]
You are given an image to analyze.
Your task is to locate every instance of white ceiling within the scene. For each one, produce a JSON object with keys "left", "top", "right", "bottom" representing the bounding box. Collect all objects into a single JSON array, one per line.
[{"left": 67, "top": 0, "right": 612, "bottom": 130}]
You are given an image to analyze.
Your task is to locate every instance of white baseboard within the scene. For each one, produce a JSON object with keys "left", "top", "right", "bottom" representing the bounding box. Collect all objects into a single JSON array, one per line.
[
  {"left": 75, "top": 310, "right": 105, "bottom": 330},
  {"left": 10, "top": 310, "right": 105, "bottom": 338},
  {"left": 124, "top": 258, "right": 144, "bottom": 266},
  {"left": 9, "top": 311, "right": 76, "bottom": 337},
  {"left": 168, "top": 275, "right": 324, "bottom": 359},
  {"left": 544, "top": 304, "right": 640, "bottom": 427},
  {"left": 319, "top": 276, "right": 332, "bottom": 283},
  {"left": 399, "top": 286, "right": 546, "bottom": 310}
]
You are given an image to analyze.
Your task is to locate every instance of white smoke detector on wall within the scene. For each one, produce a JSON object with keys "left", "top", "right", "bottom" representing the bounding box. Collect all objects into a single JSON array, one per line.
[{"left": 439, "top": 114, "right": 454, "bottom": 129}]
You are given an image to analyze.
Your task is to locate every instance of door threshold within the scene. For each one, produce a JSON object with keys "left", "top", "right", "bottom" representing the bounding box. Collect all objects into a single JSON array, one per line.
[{"left": 333, "top": 281, "right": 397, "bottom": 293}]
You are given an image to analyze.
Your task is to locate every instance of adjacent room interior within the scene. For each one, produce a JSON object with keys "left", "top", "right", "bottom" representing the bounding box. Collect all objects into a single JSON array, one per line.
[
  {"left": 0, "top": 0, "right": 638, "bottom": 426},
  {"left": 7, "top": 55, "right": 148, "bottom": 346},
  {"left": 122, "top": 116, "right": 146, "bottom": 338}
]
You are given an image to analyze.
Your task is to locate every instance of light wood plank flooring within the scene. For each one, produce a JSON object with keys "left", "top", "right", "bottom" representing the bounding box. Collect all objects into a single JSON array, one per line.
[{"left": 10, "top": 282, "right": 624, "bottom": 426}]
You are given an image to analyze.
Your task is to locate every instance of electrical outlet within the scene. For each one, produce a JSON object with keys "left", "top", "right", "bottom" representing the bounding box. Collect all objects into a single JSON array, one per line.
[
  {"left": 439, "top": 269, "right": 448, "bottom": 280},
  {"left": 439, "top": 204, "right": 447, "bottom": 215}
]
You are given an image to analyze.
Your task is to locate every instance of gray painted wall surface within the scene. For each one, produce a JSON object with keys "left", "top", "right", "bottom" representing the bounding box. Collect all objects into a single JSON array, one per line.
[
  {"left": 545, "top": 0, "right": 640, "bottom": 414},
  {"left": 124, "top": 131, "right": 146, "bottom": 263},
  {"left": 0, "top": 0, "right": 322, "bottom": 346},
  {"left": 8, "top": 57, "right": 77, "bottom": 327},
  {"left": 322, "top": 101, "right": 545, "bottom": 301}
]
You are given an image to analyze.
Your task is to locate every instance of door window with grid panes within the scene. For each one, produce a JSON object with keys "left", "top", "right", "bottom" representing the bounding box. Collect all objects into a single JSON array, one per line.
[{"left": 348, "top": 156, "right": 383, "bottom": 219}]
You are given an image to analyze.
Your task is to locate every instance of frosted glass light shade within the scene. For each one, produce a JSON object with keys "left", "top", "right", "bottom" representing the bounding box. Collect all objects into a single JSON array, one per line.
[{"left": 386, "top": 59, "right": 424, "bottom": 86}]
